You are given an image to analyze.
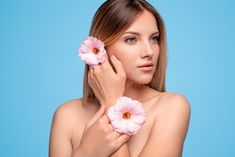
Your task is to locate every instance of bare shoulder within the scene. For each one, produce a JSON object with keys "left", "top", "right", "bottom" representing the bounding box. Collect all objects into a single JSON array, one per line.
[
  {"left": 54, "top": 98, "right": 84, "bottom": 116},
  {"left": 157, "top": 92, "right": 191, "bottom": 119},
  {"left": 50, "top": 98, "right": 84, "bottom": 138},
  {"left": 50, "top": 97, "right": 99, "bottom": 139},
  {"left": 49, "top": 98, "right": 84, "bottom": 157},
  {"left": 156, "top": 92, "right": 191, "bottom": 143},
  {"left": 53, "top": 98, "right": 84, "bottom": 122},
  {"left": 138, "top": 92, "right": 191, "bottom": 156}
]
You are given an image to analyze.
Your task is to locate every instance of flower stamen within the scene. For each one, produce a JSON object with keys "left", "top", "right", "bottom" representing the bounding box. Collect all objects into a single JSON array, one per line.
[
  {"left": 123, "top": 112, "right": 131, "bottom": 119},
  {"left": 107, "top": 96, "right": 145, "bottom": 136},
  {"left": 92, "top": 48, "right": 99, "bottom": 54}
]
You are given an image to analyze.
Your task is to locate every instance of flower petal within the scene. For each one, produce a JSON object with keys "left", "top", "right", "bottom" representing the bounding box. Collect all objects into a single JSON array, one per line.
[
  {"left": 126, "top": 120, "right": 141, "bottom": 135},
  {"left": 131, "top": 114, "right": 146, "bottom": 124},
  {"left": 107, "top": 107, "right": 122, "bottom": 121},
  {"left": 78, "top": 36, "right": 106, "bottom": 66},
  {"left": 107, "top": 96, "right": 146, "bottom": 135}
]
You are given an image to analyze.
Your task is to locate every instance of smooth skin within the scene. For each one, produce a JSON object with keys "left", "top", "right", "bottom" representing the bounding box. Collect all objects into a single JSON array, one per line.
[{"left": 49, "top": 10, "right": 191, "bottom": 157}]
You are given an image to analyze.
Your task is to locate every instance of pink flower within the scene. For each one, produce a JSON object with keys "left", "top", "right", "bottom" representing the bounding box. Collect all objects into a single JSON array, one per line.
[
  {"left": 107, "top": 96, "right": 146, "bottom": 136},
  {"left": 78, "top": 36, "right": 106, "bottom": 67}
]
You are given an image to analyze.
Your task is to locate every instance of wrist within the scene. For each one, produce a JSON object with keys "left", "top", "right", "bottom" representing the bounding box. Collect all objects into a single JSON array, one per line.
[{"left": 102, "top": 96, "right": 123, "bottom": 108}]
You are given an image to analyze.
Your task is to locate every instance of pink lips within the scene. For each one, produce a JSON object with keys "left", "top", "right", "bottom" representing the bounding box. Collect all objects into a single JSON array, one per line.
[{"left": 137, "top": 63, "right": 154, "bottom": 72}]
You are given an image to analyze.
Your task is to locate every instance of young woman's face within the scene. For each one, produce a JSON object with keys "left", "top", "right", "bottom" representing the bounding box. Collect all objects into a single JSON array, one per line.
[{"left": 106, "top": 10, "right": 160, "bottom": 85}]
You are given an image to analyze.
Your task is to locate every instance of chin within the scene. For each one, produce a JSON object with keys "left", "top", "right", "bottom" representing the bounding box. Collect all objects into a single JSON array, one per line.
[{"left": 130, "top": 76, "right": 153, "bottom": 86}]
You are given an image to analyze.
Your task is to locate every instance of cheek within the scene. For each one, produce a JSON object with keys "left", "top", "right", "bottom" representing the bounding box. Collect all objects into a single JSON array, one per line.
[
  {"left": 106, "top": 45, "right": 131, "bottom": 62},
  {"left": 106, "top": 45, "right": 129, "bottom": 72},
  {"left": 106, "top": 45, "right": 119, "bottom": 58},
  {"left": 153, "top": 46, "right": 160, "bottom": 62},
  {"left": 116, "top": 52, "right": 137, "bottom": 73}
]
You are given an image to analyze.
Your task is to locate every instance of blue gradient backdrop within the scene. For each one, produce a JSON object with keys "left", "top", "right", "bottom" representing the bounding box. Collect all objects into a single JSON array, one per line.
[{"left": 0, "top": 0, "right": 234, "bottom": 156}]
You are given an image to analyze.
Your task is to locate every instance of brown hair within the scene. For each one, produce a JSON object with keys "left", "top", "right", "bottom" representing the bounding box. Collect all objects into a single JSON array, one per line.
[{"left": 82, "top": 0, "right": 167, "bottom": 105}]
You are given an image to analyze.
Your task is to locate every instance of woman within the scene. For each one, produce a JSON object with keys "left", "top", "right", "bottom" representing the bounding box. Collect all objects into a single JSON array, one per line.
[{"left": 49, "top": 0, "right": 191, "bottom": 157}]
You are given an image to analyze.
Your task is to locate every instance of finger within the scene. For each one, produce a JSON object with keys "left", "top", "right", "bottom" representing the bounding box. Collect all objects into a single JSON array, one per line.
[
  {"left": 108, "top": 130, "right": 122, "bottom": 141},
  {"left": 89, "top": 64, "right": 95, "bottom": 70},
  {"left": 115, "top": 134, "right": 131, "bottom": 148},
  {"left": 87, "top": 105, "right": 106, "bottom": 127},
  {"left": 99, "top": 53, "right": 112, "bottom": 69},
  {"left": 88, "top": 65, "right": 94, "bottom": 76},
  {"left": 93, "top": 64, "right": 101, "bottom": 75},
  {"left": 112, "top": 130, "right": 123, "bottom": 138},
  {"left": 88, "top": 70, "right": 94, "bottom": 87},
  {"left": 99, "top": 114, "right": 111, "bottom": 124},
  {"left": 110, "top": 55, "right": 125, "bottom": 76},
  {"left": 88, "top": 71, "right": 91, "bottom": 85}
]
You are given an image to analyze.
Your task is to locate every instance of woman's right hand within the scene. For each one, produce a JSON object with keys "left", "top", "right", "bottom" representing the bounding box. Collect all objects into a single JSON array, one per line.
[
  {"left": 88, "top": 55, "right": 126, "bottom": 109},
  {"left": 72, "top": 105, "right": 130, "bottom": 157}
]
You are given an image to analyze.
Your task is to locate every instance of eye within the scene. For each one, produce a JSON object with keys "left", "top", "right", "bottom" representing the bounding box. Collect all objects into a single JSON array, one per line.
[
  {"left": 124, "top": 37, "right": 137, "bottom": 45},
  {"left": 152, "top": 35, "right": 160, "bottom": 44}
]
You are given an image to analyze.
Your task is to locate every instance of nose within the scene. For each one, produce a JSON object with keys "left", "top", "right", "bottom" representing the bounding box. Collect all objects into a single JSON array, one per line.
[{"left": 141, "top": 41, "right": 154, "bottom": 59}]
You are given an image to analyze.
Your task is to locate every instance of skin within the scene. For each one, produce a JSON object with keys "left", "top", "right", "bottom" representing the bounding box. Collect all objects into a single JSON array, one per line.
[{"left": 49, "top": 10, "right": 191, "bottom": 157}]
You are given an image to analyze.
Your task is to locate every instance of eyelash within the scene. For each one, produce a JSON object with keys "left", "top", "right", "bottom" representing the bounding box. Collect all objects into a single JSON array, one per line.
[
  {"left": 152, "top": 36, "right": 160, "bottom": 43},
  {"left": 124, "top": 36, "right": 160, "bottom": 45},
  {"left": 124, "top": 37, "right": 137, "bottom": 44}
]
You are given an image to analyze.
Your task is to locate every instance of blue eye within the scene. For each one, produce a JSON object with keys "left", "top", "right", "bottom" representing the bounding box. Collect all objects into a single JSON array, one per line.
[{"left": 124, "top": 37, "right": 137, "bottom": 44}]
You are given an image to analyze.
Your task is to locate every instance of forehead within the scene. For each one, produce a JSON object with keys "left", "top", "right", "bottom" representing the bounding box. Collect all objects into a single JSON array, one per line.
[{"left": 125, "top": 10, "right": 159, "bottom": 33}]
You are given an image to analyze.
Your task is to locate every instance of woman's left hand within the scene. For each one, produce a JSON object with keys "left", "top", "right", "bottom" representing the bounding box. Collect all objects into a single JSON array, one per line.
[{"left": 88, "top": 55, "right": 126, "bottom": 110}]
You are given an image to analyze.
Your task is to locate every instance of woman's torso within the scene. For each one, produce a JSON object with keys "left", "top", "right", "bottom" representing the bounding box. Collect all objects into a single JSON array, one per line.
[{"left": 70, "top": 90, "right": 165, "bottom": 157}]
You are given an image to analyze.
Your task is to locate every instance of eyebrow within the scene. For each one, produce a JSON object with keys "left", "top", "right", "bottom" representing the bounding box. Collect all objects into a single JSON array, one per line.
[{"left": 123, "top": 31, "right": 160, "bottom": 36}]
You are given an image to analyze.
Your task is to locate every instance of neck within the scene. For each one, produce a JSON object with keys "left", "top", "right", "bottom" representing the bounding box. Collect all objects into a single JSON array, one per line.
[{"left": 123, "top": 79, "right": 150, "bottom": 102}]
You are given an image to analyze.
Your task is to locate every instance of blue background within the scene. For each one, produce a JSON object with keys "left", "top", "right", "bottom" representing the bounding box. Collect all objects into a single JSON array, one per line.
[{"left": 0, "top": 0, "right": 234, "bottom": 156}]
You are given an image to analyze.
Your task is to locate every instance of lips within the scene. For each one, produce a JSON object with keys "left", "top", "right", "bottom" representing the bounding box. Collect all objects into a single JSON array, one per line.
[
  {"left": 137, "top": 63, "right": 154, "bottom": 72},
  {"left": 137, "top": 63, "right": 154, "bottom": 68}
]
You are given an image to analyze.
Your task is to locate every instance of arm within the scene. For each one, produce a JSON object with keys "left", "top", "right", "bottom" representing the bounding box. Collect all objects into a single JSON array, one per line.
[
  {"left": 89, "top": 55, "right": 130, "bottom": 157},
  {"left": 49, "top": 101, "right": 129, "bottom": 157},
  {"left": 49, "top": 105, "right": 74, "bottom": 157},
  {"left": 103, "top": 101, "right": 131, "bottom": 157},
  {"left": 110, "top": 144, "right": 130, "bottom": 157},
  {"left": 139, "top": 94, "right": 191, "bottom": 157}
]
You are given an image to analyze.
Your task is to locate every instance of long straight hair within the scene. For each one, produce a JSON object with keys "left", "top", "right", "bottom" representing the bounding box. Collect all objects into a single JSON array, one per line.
[{"left": 82, "top": 0, "right": 167, "bottom": 105}]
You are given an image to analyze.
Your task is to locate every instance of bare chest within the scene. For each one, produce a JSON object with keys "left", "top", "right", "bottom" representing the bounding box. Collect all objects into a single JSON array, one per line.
[
  {"left": 71, "top": 98, "right": 159, "bottom": 157},
  {"left": 71, "top": 111, "right": 155, "bottom": 157},
  {"left": 127, "top": 115, "right": 154, "bottom": 157}
]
